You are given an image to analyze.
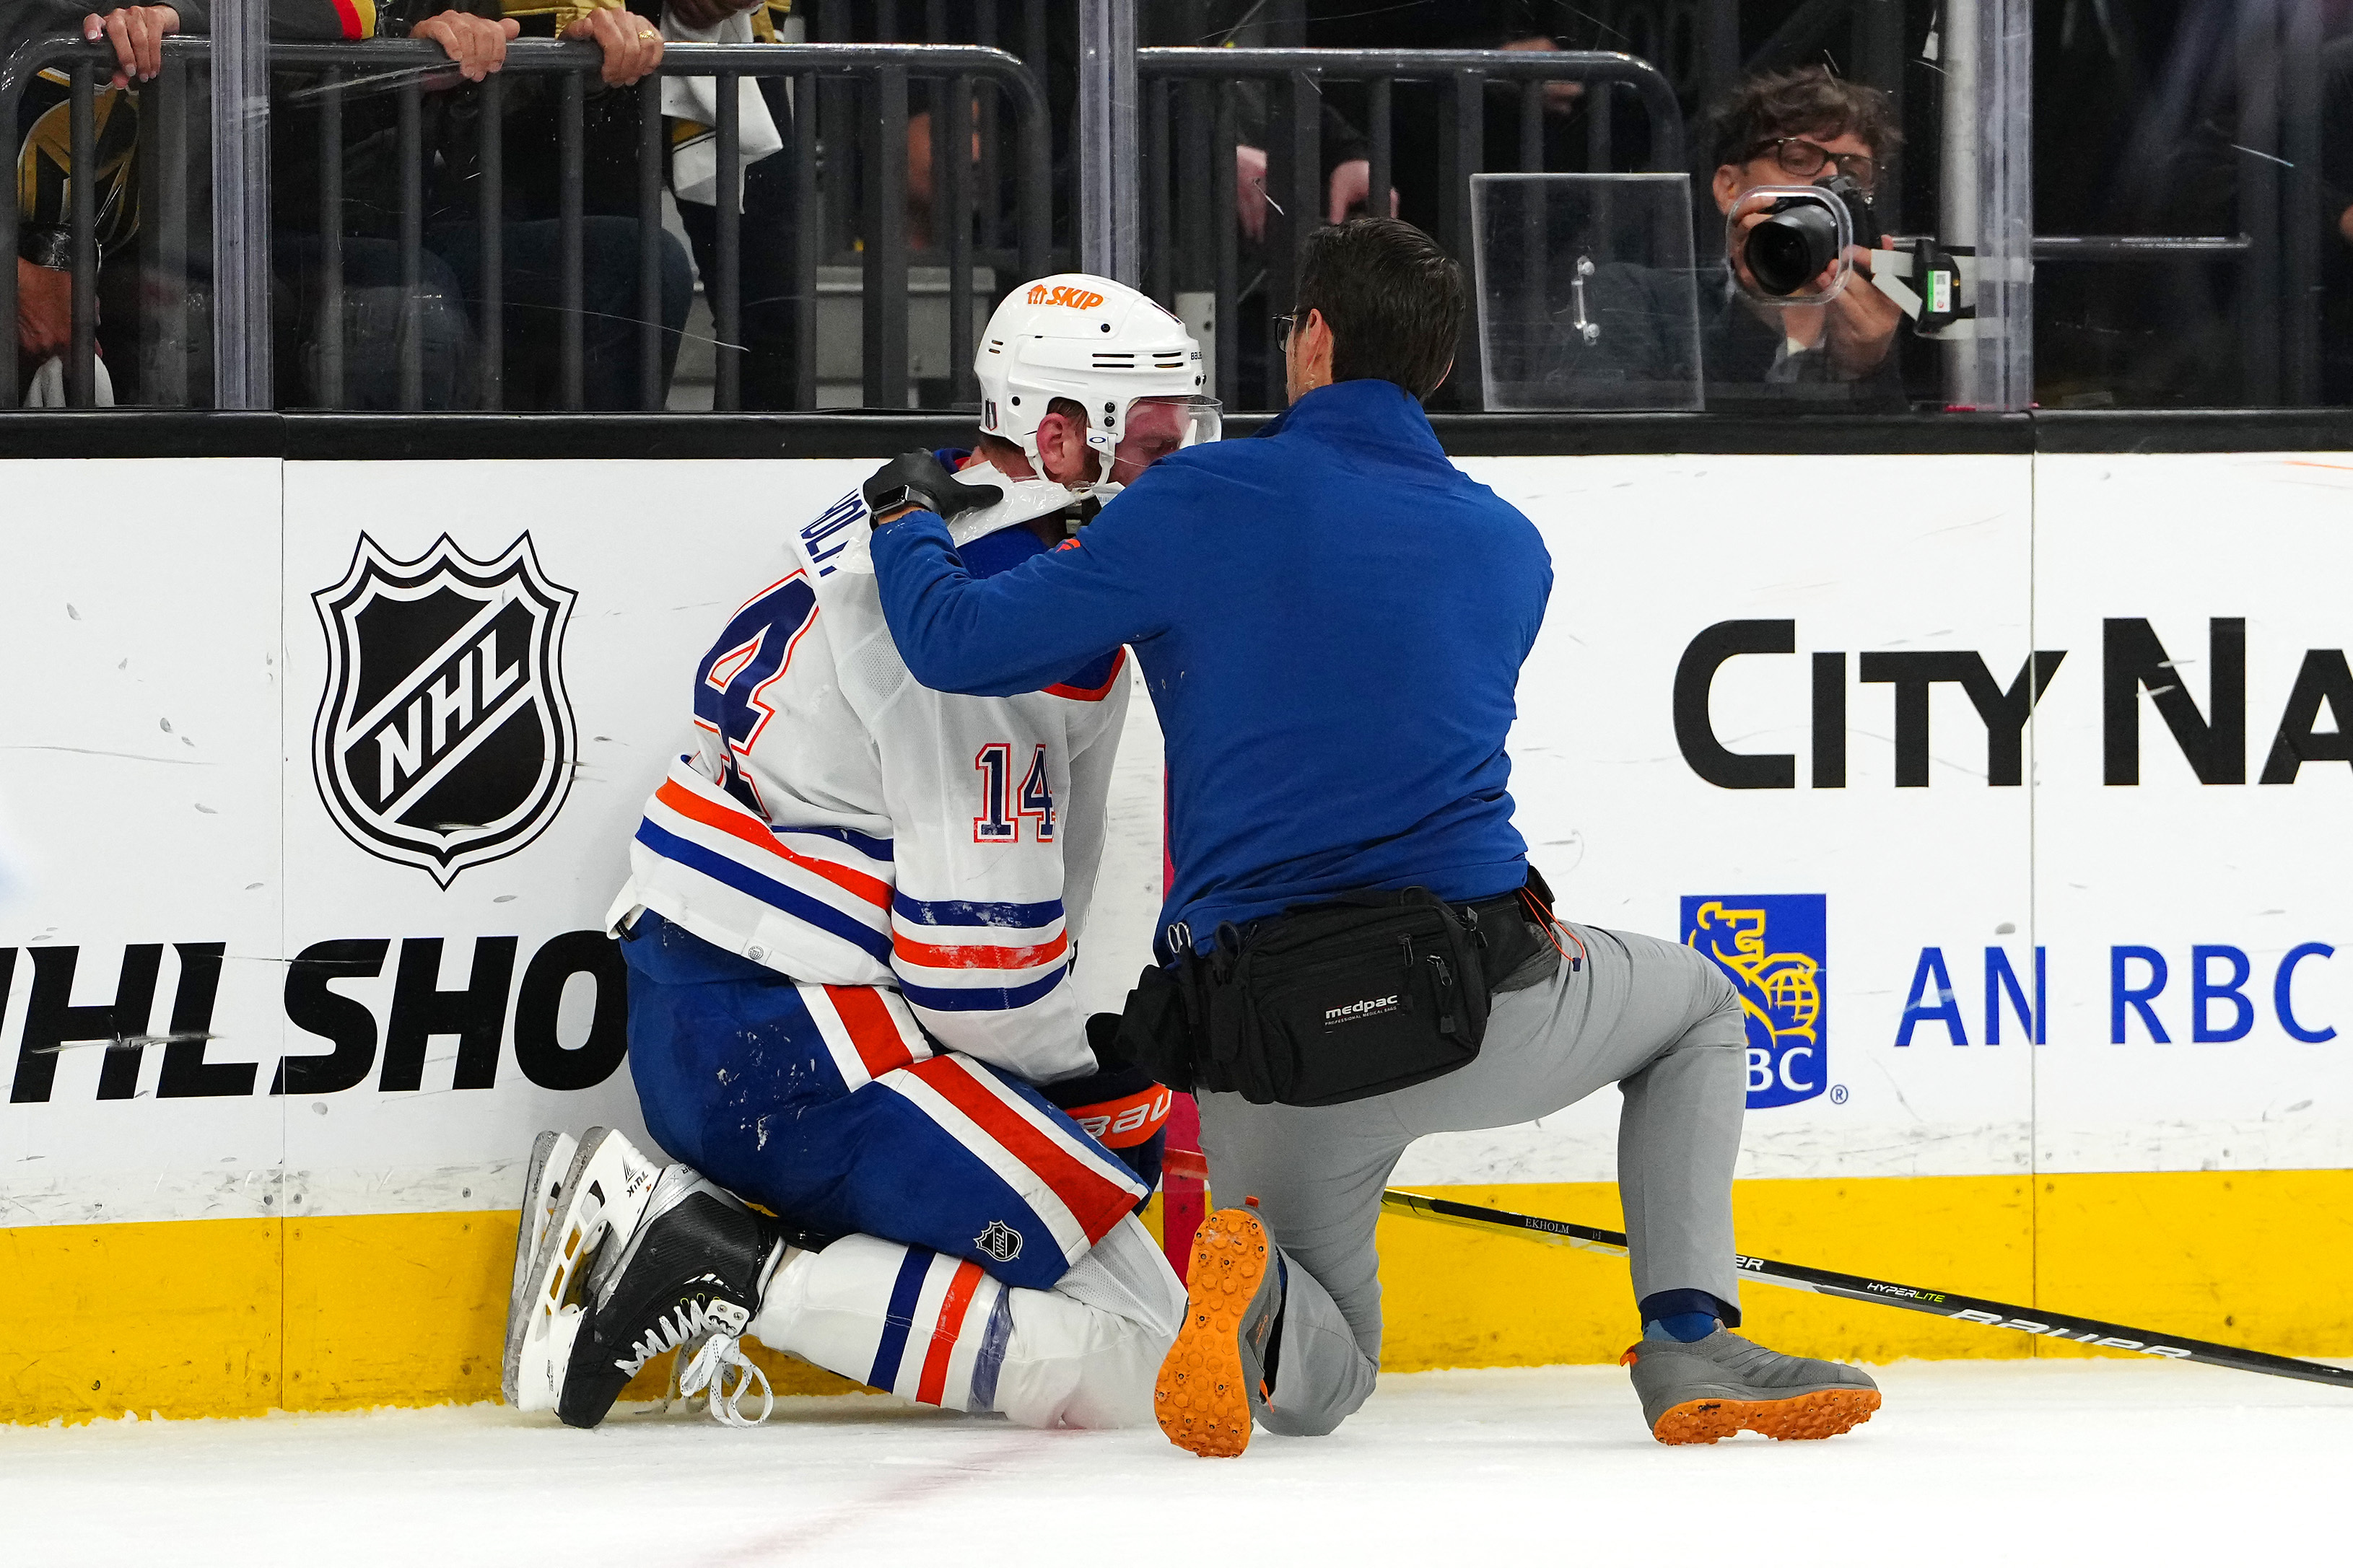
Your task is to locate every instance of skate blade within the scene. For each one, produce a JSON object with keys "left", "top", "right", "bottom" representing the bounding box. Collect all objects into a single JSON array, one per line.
[
  {"left": 502, "top": 1130, "right": 578, "bottom": 1409},
  {"left": 518, "top": 1301, "right": 587, "bottom": 1416},
  {"left": 1651, "top": 1385, "right": 1882, "bottom": 1445},
  {"left": 1153, "top": 1207, "right": 1268, "bottom": 1459},
  {"left": 510, "top": 1128, "right": 661, "bottom": 1415}
]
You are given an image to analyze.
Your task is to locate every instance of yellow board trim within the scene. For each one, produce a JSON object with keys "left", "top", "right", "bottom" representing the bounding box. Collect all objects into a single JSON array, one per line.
[{"left": 6, "top": 1170, "right": 2349, "bottom": 1425}]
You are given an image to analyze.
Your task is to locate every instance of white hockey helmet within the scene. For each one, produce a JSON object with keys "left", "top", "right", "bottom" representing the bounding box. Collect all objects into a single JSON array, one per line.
[{"left": 974, "top": 273, "right": 1220, "bottom": 498}]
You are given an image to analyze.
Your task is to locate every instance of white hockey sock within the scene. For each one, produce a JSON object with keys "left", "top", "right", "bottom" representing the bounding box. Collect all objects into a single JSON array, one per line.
[{"left": 750, "top": 1214, "right": 1184, "bottom": 1429}]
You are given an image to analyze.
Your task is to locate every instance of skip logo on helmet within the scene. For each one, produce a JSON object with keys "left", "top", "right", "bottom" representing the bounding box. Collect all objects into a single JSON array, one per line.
[
  {"left": 976, "top": 273, "right": 1220, "bottom": 502},
  {"left": 1025, "top": 283, "right": 1106, "bottom": 310}
]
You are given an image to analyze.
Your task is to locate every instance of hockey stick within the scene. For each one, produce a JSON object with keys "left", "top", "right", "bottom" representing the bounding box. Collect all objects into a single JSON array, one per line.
[{"left": 1375, "top": 1188, "right": 2353, "bottom": 1390}]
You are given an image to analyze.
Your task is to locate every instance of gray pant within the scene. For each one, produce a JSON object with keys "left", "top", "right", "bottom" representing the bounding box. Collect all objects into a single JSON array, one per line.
[{"left": 1195, "top": 922, "right": 1747, "bottom": 1437}]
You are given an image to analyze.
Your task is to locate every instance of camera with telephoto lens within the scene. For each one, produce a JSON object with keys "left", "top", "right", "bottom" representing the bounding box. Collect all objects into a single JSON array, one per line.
[{"left": 1739, "top": 173, "right": 1877, "bottom": 297}]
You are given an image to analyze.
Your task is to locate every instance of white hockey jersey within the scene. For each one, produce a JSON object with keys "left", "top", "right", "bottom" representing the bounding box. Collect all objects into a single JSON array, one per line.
[{"left": 606, "top": 463, "right": 1130, "bottom": 1087}]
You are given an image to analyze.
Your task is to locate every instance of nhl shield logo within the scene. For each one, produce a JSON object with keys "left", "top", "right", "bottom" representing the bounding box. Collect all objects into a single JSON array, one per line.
[
  {"left": 313, "top": 533, "right": 578, "bottom": 887},
  {"left": 974, "top": 1219, "right": 1023, "bottom": 1263}
]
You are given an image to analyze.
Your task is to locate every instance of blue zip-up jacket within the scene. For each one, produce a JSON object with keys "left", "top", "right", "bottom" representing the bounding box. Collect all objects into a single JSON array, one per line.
[{"left": 872, "top": 377, "right": 1554, "bottom": 955}]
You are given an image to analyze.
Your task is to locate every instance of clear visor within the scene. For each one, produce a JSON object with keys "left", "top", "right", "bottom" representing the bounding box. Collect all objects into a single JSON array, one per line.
[
  {"left": 1086, "top": 394, "right": 1223, "bottom": 494},
  {"left": 1154, "top": 393, "right": 1224, "bottom": 450}
]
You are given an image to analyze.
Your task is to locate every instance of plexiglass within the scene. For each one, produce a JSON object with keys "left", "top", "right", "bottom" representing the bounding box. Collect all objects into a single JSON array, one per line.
[{"left": 1472, "top": 172, "right": 1703, "bottom": 413}]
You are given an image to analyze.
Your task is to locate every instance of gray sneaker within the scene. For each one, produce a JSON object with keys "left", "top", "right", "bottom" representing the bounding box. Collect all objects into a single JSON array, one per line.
[{"left": 1623, "top": 1328, "right": 1881, "bottom": 1445}]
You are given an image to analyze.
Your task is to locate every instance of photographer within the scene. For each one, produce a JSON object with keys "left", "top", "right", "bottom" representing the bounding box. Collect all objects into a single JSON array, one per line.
[
  {"left": 867, "top": 218, "right": 1879, "bottom": 1457},
  {"left": 1707, "top": 67, "right": 1907, "bottom": 408}
]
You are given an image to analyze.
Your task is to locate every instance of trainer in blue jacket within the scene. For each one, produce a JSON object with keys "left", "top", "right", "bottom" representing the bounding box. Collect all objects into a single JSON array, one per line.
[{"left": 870, "top": 218, "right": 1883, "bottom": 1458}]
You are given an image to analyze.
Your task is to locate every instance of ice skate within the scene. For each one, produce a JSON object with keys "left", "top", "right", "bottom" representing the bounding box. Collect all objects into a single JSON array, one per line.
[
  {"left": 1155, "top": 1204, "right": 1283, "bottom": 1458},
  {"left": 500, "top": 1130, "right": 577, "bottom": 1409},
  {"left": 1623, "top": 1327, "right": 1880, "bottom": 1444},
  {"left": 506, "top": 1126, "right": 665, "bottom": 1415},
  {"left": 554, "top": 1163, "right": 789, "bottom": 1429}
]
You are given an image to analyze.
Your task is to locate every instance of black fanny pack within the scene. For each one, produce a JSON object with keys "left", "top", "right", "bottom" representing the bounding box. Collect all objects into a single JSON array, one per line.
[{"left": 1117, "top": 876, "right": 1555, "bottom": 1108}]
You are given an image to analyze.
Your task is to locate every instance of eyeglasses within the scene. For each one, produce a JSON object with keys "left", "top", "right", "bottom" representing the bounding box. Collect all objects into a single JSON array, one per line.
[
  {"left": 1747, "top": 137, "right": 1877, "bottom": 192},
  {"left": 1274, "top": 312, "right": 1298, "bottom": 350}
]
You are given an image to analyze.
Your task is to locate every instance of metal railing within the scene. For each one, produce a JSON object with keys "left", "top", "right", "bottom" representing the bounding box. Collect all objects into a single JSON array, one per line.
[
  {"left": 0, "top": 35, "right": 1050, "bottom": 411},
  {"left": 1134, "top": 48, "right": 1686, "bottom": 410}
]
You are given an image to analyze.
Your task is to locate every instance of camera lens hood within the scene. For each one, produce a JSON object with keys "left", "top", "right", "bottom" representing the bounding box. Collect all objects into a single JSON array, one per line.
[
  {"left": 1726, "top": 183, "right": 1861, "bottom": 305},
  {"left": 1747, "top": 201, "right": 1844, "bottom": 296}
]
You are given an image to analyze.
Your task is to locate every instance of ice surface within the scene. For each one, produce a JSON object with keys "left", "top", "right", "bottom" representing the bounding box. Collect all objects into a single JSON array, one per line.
[{"left": 4, "top": 1359, "right": 2344, "bottom": 1565}]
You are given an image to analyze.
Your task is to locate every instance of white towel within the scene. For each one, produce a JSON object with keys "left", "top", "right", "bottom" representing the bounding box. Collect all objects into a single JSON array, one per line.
[
  {"left": 23, "top": 354, "right": 115, "bottom": 407},
  {"left": 660, "top": 10, "right": 784, "bottom": 211}
]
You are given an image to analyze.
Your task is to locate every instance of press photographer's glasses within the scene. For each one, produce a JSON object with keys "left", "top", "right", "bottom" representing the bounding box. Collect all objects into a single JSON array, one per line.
[
  {"left": 1274, "top": 312, "right": 1298, "bottom": 350},
  {"left": 1748, "top": 137, "right": 1877, "bottom": 191}
]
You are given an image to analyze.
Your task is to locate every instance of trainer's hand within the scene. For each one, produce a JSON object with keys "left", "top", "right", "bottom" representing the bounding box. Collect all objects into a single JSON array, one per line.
[
  {"left": 564, "top": 5, "right": 665, "bottom": 87},
  {"left": 863, "top": 449, "right": 1003, "bottom": 526},
  {"left": 411, "top": 12, "right": 519, "bottom": 84},
  {"left": 83, "top": 5, "right": 178, "bottom": 88}
]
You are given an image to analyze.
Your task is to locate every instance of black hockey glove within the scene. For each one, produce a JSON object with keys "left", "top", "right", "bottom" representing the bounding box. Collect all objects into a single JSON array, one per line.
[
  {"left": 1086, "top": 1010, "right": 1134, "bottom": 1072},
  {"left": 863, "top": 449, "right": 1003, "bottom": 525}
]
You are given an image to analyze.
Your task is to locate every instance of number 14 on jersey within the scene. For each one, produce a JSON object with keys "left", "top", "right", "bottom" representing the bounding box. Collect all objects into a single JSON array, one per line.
[{"left": 974, "top": 743, "right": 1055, "bottom": 844}]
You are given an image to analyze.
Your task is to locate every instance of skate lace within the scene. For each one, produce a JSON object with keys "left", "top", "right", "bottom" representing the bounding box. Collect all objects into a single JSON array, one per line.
[
  {"left": 678, "top": 1333, "right": 774, "bottom": 1428},
  {"left": 619, "top": 1297, "right": 739, "bottom": 1378}
]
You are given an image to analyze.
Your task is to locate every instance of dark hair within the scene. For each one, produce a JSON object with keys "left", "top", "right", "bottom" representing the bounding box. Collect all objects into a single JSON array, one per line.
[
  {"left": 1707, "top": 66, "right": 1900, "bottom": 170},
  {"left": 1294, "top": 218, "right": 1464, "bottom": 401}
]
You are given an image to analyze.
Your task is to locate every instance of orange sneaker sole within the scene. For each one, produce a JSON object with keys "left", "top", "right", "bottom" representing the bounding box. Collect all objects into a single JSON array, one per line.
[
  {"left": 1154, "top": 1208, "right": 1270, "bottom": 1458},
  {"left": 1651, "top": 1385, "right": 1882, "bottom": 1445}
]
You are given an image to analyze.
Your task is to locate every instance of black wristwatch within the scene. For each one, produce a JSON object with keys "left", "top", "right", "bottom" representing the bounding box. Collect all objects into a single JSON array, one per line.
[
  {"left": 866, "top": 483, "right": 931, "bottom": 520},
  {"left": 863, "top": 449, "right": 1001, "bottom": 523}
]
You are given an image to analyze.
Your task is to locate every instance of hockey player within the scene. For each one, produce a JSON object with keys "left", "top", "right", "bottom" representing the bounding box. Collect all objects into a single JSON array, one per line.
[
  {"left": 865, "top": 220, "right": 1882, "bottom": 1455},
  {"left": 502, "top": 275, "right": 1221, "bottom": 1431}
]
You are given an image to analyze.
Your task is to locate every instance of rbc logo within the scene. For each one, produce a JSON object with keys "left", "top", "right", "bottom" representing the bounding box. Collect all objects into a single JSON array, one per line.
[{"left": 1681, "top": 895, "right": 1828, "bottom": 1109}]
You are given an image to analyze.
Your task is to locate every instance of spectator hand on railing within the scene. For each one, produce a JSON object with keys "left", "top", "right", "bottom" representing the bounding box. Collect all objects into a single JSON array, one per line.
[
  {"left": 1501, "top": 36, "right": 1584, "bottom": 114},
  {"left": 15, "top": 259, "right": 73, "bottom": 362},
  {"left": 81, "top": 5, "right": 178, "bottom": 89},
  {"left": 1236, "top": 146, "right": 1401, "bottom": 236},
  {"left": 1324, "top": 159, "right": 1397, "bottom": 224},
  {"left": 411, "top": 12, "right": 522, "bottom": 84},
  {"left": 561, "top": 5, "right": 664, "bottom": 87},
  {"left": 1235, "top": 144, "right": 1268, "bottom": 242}
]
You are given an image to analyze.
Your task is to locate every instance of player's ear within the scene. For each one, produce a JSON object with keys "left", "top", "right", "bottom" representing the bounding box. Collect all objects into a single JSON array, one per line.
[{"left": 1037, "top": 411, "right": 1086, "bottom": 486}]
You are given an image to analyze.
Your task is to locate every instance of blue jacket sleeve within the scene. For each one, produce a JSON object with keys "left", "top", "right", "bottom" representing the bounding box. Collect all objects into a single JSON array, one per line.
[{"left": 870, "top": 480, "right": 1179, "bottom": 698}]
